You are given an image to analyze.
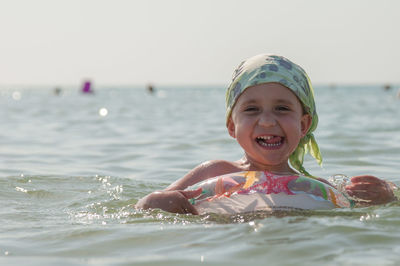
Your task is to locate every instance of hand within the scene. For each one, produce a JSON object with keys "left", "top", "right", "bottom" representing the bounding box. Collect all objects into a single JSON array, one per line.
[
  {"left": 135, "top": 188, "right": 202, "bottom": 214},
  {"left": 345, "top": 175, "right": 397, "bottom": 205}
]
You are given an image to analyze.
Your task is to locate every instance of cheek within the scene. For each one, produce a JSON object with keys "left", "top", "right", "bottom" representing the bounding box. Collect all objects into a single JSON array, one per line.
[
  {"left": 232, "top": 119, "right": 253, "bottom": 140},
  {"left": 284, "top": 117, "right": 304, "bottom": 137}
]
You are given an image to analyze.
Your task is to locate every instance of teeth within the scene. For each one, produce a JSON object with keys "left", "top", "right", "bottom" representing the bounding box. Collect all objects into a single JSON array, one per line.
[
  {"left": 258, "top": 141, "right": 281, "bottom": 147},
  {"left": 256, "top": 135, "right": 282, "bottom": 147},
  {"left": 257, "top": 136, "right": 274, "bottom": 140}
]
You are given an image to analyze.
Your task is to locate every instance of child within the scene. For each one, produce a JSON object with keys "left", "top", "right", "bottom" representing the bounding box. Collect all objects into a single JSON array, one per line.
[{"left": 136, "top": 54, "right": 396, "bottom": 214}]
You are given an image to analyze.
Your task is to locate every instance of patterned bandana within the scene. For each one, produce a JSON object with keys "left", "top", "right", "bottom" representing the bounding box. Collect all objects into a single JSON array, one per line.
[{"left": 225, "top": 54, "right": 322, "bottom": 177}]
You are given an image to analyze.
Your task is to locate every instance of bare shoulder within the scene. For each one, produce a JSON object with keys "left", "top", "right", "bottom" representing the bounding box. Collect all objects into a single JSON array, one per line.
[
  {"left": 196, "top": 160, "right": 241, "bottom": 175},
  {"left": 166, "top": 160, "right": 241, "bottom": 190}
]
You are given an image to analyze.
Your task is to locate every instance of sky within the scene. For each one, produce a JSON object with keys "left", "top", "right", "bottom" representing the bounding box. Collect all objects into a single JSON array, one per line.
[{"left": 0, "top": 0, "right": 399, "bottom": 87}]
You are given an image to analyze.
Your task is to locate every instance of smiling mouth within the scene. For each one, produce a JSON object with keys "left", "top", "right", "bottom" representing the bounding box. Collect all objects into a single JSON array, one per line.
[{"left": 256, "top": 135, "right": 283, "bottom": 147}]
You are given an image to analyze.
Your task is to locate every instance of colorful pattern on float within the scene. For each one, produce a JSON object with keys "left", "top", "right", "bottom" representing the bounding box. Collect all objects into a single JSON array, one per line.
[{"left": 188, "top": 171, "right": 354, "bottom": 214}]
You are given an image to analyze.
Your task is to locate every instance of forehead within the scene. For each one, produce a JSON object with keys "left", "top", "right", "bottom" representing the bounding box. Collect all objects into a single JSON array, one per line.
[{"left": 236, "top": 83, "right": 302, "bottom": 105}]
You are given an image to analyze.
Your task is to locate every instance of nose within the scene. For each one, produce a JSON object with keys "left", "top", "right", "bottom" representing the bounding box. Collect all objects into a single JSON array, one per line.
[{"left": 258, "top": 112, "right": 277, "bottom": 127}]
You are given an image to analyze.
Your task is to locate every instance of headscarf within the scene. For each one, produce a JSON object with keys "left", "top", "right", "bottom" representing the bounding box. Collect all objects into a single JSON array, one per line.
[{"left": 225, "top": 54, "right": 322, "bottom": 177}]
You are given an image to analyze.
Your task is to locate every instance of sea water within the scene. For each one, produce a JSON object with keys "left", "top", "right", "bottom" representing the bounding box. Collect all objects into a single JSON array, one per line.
[{"left": 0, "top": 85, "right": 400, "bottom": 265}]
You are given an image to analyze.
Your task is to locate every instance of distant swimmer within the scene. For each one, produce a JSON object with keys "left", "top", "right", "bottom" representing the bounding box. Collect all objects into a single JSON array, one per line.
[
  {"left": 82, "top": 80, "right": 94, "bottom": 94},
  {"left": 54, "top": 87, "right": 62, "bottom": 95},
  {"left": 147, "top": 83, "right": 155, "bottom": 94},
  {"left": 383, "top": 84, "right": 392, "bottom": 91}
]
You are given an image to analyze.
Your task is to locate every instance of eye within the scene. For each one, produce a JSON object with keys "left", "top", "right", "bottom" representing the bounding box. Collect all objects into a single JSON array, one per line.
[
  {"left": 244, "top": 106, "right": 259, "bottom": 112},
  {"left": 275, "top": 105, "right": 290, "bottom": 111}
]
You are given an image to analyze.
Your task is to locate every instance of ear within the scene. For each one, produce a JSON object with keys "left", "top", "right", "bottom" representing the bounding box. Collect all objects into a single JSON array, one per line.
[
  {"left": 300, "top": 114, "right": 312, "bottom": 137},
  {"left": 227, "top": 117, "right": 236, "bottom": 138}
]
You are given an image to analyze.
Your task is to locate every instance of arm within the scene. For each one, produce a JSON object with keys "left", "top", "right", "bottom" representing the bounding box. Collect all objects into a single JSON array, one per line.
[
  {"left": 345, "top": 175, "right": 397, "bottom": 206},
  {"left": 135, "top": 160, "right": 239, "bottom": 214},
  {"left": 165, "top": 160, "right": 239, "bottom": 190},
  {"left": 135, "top": 188, "right": 202, "bottom": 214}
]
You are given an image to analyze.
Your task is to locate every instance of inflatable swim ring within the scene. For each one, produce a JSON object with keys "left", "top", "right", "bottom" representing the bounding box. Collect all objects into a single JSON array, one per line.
[{"left": 188, "top": 171, "right": 354, "bottom": 215}]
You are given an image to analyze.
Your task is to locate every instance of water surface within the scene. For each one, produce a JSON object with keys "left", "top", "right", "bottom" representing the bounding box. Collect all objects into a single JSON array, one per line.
[{"left": 1, "top": 85, "right": 400, "bottom": 265}]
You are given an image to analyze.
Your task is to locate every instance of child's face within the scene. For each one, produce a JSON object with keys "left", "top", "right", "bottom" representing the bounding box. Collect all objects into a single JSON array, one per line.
[{"left": 227, "top": 83, "right": 312, "bottom": 171}]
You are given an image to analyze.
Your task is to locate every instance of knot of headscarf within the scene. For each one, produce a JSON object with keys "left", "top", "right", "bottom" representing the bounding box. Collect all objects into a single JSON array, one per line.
[{"left": 225, "top": 54, "right": 322, "bottom": 177}]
